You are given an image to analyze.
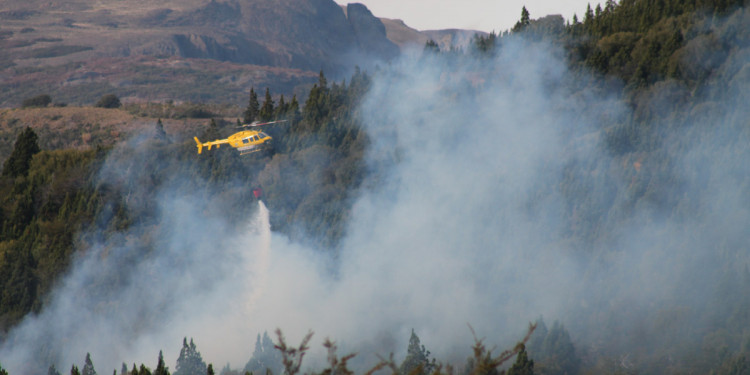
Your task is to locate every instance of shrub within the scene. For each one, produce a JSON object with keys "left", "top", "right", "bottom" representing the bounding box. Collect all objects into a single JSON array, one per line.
[
  {"left": 21, "top": 94, "right": 51, "bottom": 108},
  {"left": 95, "top": 94, "right": 121, "bottom": 108}
]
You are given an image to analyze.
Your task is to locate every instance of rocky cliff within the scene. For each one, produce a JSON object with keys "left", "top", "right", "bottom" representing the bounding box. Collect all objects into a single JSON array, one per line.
[{"left": 0, "top": 0, "right": 399, "bottom": 105}]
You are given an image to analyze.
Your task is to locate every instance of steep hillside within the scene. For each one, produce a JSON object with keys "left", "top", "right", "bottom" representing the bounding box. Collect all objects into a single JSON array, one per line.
[{"left": 0, "top": 0, "right": 397, "bottom": 106}]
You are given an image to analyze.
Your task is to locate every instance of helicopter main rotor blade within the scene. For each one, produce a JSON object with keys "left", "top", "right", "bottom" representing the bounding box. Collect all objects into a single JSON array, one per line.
[{"left": 239, "top": 119, "right": 289, "bottom": 128}]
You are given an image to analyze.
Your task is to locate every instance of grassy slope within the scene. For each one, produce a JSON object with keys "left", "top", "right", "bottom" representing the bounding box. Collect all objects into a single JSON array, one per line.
[{"left": 0, "top": 106, "right": 231, "bottom": 162}]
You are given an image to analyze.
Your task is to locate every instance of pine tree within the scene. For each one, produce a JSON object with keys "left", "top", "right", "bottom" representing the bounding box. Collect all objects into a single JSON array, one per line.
[
  {"left": 318, "top": 70, "right": 328, "bottom": 89},
  {"left": 49, "top": 365, "right": 63, "bottom": 375},
  {"left": 206, "top": 364, "right": 214, "bottom": 375},
  {"left": 288, "top": 95, "right": 301, "bottom": 123},
  {"left": 243, "top": 88, "right": 260, "bottom": 124},
  {"left": 399, "top": 330, "right": 435, "bottom": 375},
  {"left": 175, "top": 338, "right": 207, "bottom": 375},
  {"left": 154, "top": 119, "right": 167, "bottom": 141},
  {"left": 201, "top": 119, "right": 221, "bottom": 141},
  {"left": 1, "top": 363, "right": 9, "bottom": 375},
  {"left": 423, "top": 39, "right": 440, "bottom": 54},
  {"left": 275, "top": 94, "right": 287, "bottom": 118},
  {"left": 71, "top": 365, "right": 81, "bottom": 375},
  {"left": 2, "top": 126, "right": 41, "bottom": 177},
  {"left": 244, "top": 332, "right": 282, "bottom": 375},
  {"left": 584, "top": 3, "right": 594, "bottom": 29},
  {"left": 82, "top": 353, "right": 97, "bottom": 375},
  {"left": 155, "top": 351, "right": 169, "bottom": 375},
  {"left": 512, "top": 6, "right": 531, "bottom": 32},
  {"left": 259, "top": 88, "right": 275, "bottom": 122},
  {"left": 506, "top": 345, "right": 534, "bottom": 375},
  {"left": 122, "top": 363, "right": 130, "bottom": 375},
  {"left": 528, "top": 320, "right": 578, "bottom": 375}
]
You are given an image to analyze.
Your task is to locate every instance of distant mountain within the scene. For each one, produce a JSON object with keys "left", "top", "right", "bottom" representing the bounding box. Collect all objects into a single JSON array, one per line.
[
  {"left": 0, "top": 0, "right": 399, "bottom": 106},
  {"left": 380, "top": 17, "right": 487, "bottom": 52},
  {"left": 0, "top": 0, "right": 485, "bottom": 107}
]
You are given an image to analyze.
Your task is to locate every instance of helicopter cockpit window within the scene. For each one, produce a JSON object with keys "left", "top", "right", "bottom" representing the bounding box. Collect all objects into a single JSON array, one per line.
[{"left": 242, "top": 138, "right": 250, "bottom": 144}]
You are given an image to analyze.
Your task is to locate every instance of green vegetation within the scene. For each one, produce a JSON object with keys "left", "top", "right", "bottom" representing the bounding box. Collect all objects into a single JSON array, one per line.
[
  {"left": 1, "top": 127, "right": 40, "bottom": 178},
  {"left": 399, "top": 330, "right": 436, "bottom": 375},
  {"left": 174, "top": 338, "right": 207, "bottom": 375},
  {"left": 95, "top": 94, "right": 122, "bottom": 109},
  {"left": 21, "top": 94, "right": 52, "bottom": 108},
  {"left": 0, "top": 142, "right": 106, "bottom": 326},
  {"left": 243, "top": 87, "right": 260, "bottom": 124}
]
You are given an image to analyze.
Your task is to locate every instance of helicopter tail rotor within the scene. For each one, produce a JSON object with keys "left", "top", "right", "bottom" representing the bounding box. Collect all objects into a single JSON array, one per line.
[{"left": 194, "top": 137, "right": 203, "bottom": 154}]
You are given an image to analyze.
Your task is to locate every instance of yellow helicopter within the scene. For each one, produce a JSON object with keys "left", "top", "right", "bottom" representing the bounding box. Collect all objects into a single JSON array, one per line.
[{"left": 194, "top": 120, "right": 286, "bottom": 155}]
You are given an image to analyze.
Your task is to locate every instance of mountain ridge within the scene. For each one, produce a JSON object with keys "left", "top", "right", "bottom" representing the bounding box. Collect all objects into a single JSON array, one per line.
[{"left": 0, "top": 0, "right": 405, "bottom": 107}]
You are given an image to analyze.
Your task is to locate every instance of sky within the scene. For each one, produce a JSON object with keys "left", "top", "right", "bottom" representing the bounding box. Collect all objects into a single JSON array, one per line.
[{"left": 334, "top": 0, "right": 597, "bottom": 32}]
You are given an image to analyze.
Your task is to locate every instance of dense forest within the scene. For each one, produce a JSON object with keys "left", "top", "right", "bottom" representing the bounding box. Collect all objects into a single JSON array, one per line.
[{"left": 2, "top": 0, "right": 750, "bottom": 374}]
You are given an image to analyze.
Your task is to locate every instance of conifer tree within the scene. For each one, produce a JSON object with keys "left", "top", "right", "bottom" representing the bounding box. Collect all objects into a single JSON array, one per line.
[
  {"left": 584, "top": 4, "right": 594, "bottom": 29},
  {"left": 82, "top": 353, "right": 97, "bottom": 375},
  {"left": 512, "top": 6, "right": 531, "bottom": 32},
  {"left": 288, "top": 95, "right": 301, "bottom": 123},
  {"left": 528, "top": 320, "right": 578, "bottom": 375},
  {"left": 275, "top": 94, "right": 287, "bottom": 118},
  {"left": 201, "top": 119, "right": 221, "bottom": 141},
  {"left": 154, "top": 350, "right": 169, "bottom": 375},
  {"left": 423, "top": 39, "right": 440, "bottom": 54},
  {"left": 154, "top": 119, "right": 167, "bottom": 141},
  {"left": 318, "top": 70, "right": 328, "bottom": 89},
  {"left": 399, "top": 330, "right": 435, "bottom": 375},
  {"left": 243, "top": 88, "right": 260, "bottom": 124},
  {"left": 49, "top": 365, "right": 63, "bottom": 375},
  {"left": 206, "top": 364, "right": 214, "bottom": 375},
  {"left": 0, "top": 363, "right": 8, "bottom": 375},
  {"left": 259, "top": 88, "right": 275, "bottom": 122},
  {"left": 506, "top": 345, "right": 534, "bottom": 375},
  {"left": 122, "top": 363, "right": 129, "bottom": 375},
  {"left": 244, "top": 332, "right": 283, "bottom": 375},
  {"left": 71, "top": 365, "right": 81, "bottom": 375},
  {"left": 2, "top": 126, "right": 41, "bottom": 177},
  {"left": 175, "top": 338, "right": 207, "bottom": 375}
]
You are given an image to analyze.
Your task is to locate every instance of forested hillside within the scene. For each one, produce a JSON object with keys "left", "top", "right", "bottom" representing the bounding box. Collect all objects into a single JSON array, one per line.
[
  {"left": 0, "top": 68, "right": 370, "bottom": 335},
  {"left": 2, "top": 0, "right": 750, "bottom": 374}
]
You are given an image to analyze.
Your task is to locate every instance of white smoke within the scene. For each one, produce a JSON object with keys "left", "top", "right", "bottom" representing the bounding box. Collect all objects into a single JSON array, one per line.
[{"left": 244, "top": 201, "right": 272, "bottom": 312}]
